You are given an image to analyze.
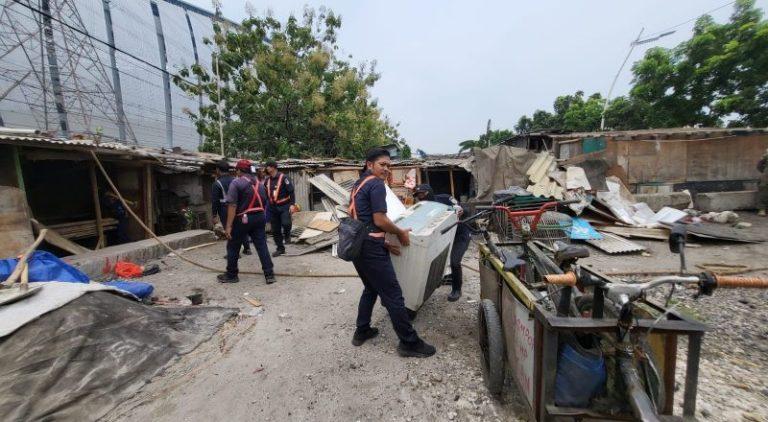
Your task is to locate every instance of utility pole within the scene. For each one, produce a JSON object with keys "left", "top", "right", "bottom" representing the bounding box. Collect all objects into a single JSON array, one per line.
[{"left": 600, "top": 28, "right": 676, "bottom": 130}]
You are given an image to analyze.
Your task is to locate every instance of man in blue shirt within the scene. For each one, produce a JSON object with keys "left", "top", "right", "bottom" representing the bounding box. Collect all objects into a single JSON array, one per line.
[
  {"left": 218, "top": 159, "right": 275, "bottom": 285},
  {"left": 414, "top": 184, "right": 470, "bottom": 302},
  {"left": 212, "top": 161, "right": 251, "bottom": 256},
  {"left": 349, "top": 148, "right": 436, "bottom": 358}
]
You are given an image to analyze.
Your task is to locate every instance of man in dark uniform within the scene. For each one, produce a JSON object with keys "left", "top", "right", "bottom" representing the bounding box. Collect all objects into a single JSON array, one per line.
[
  {"left": 350, "top": 148, "right": 436, "bottom": 358},
  {"left": 265, "top": 161, "right": 297, "bottom": 257},
  {"left": 414, "top": 184, "right": 469, "bottom": 302},
  {"left": 218, "top": 159, "right": 276, "bottom": 285},
  {"left": 212, "top": 160, "right": 251, "bottom": 255}
]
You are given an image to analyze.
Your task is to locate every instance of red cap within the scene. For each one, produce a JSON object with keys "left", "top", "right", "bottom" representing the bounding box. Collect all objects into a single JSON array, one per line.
[{"left": 235, "top": 159, "right": 252, "bottom": 172}]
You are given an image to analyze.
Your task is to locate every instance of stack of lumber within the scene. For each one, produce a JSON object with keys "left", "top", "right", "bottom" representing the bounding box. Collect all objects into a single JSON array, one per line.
[{"left": 49, "top": 218, "right": 118, "bottom": 239}]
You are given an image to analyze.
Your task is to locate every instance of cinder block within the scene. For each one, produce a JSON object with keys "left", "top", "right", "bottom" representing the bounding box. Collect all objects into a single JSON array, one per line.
[{"left": 695, "top": 190, "right": 757, "bottom": 212}]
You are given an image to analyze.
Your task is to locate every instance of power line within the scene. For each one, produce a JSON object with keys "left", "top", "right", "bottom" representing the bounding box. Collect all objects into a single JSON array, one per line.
[{"left": 643, "top": 1, "right": 736, "bottom": 38}]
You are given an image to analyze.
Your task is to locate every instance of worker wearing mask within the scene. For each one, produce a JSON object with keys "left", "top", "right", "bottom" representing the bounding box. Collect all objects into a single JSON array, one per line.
[
  {"left": 350, "top": 148, "right": 436, "bottom": 358},
  {"left": 212, "top": 160, "right": 251, "bottom": 256},
  {"left": 759, "top": 149, "right": 768, "bottom": 216},
  {"left": 218, "top": 159, "right": 275, "bottom": 285},
  {"left": 413, "top": 184, "right": 469, "bottom": 302},
  {"left": 265, "top": 161, "right": 298, "bottom": 257}
]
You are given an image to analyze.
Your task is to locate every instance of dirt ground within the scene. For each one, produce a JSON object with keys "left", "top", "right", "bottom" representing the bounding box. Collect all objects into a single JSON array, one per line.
[{"left": 105, "top": 214, "right": 768, "bottom": 422}]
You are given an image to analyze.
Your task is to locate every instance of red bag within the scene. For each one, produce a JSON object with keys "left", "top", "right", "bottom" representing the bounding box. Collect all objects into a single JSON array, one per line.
[{"left": 114, "top": 261, "right": 143, "bottom": 278}]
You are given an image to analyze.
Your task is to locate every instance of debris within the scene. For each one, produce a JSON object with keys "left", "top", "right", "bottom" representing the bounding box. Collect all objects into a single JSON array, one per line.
[
  {"left": 335, "top": 288, "right": 346, "bottom": 295},
  {"left": 598, "top": 226, "right": 670, "bottom": 241},
  {"left": 682, "top": 222, "right": 768, "bottom": 243},
  {"left": 253, "top": 366, "right": 265, "bottom": 373},
  {"left": 187, "top": 290, "right": 204, "bottom": 305},
  {"left": 308, "top": 174, "right": 350, "bottom": 206},
  {"left": 587, "top": 232, "right": 646, "bottom": 254},
  {"left": 182, "top": 241, "right": 218, "bottom": 251},
  {"left": 654, "top": 207, "right": 688, "bottom": 225},
  {"left": 307, "top": 219, "right": 339, "bottom": 232},
  {"left": 30, "top": 219, "right": 91, "bottom": 255},
  {"left": 278, "top": 313, "right": 292, "bottom": 321},
  {"left": 565, "top": 166, "right": 592, "bottom": 190},
  {"left": 701, "top": 211, "right": 739, "bottom": 224},
  {"left": 735, "top": 222, "right": 752, "bottom": 229},
  {"left": 447, "top": 411, "right": 458, "bottom": 420},
  {"left": 243, "top": 296, "right": 262, "bottom": 307}
]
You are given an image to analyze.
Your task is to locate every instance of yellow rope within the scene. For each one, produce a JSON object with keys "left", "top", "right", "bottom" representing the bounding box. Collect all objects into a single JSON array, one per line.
[{"left": 89, "top": 151, "right": 358, "bottom": 278}]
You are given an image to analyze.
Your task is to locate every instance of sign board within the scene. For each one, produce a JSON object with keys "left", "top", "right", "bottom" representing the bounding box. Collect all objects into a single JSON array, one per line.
[{"left": 502, "top": 287, "right": 536, "bottom": 407}]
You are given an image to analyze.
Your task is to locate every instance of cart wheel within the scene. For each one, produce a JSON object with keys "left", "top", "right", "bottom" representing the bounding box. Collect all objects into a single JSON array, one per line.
[{"left": 478, "top": 299, "right": 504, "bottom": 394}]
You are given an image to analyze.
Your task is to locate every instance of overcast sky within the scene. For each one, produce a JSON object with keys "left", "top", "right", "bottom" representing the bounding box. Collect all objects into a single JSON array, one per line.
[{"left": 186, "top": 0, "right": 767, "bottom": 153}]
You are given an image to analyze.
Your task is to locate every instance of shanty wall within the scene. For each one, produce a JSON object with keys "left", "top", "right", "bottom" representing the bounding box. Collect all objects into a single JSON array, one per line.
[
  {"left": 559, "top": 134, "right": 768, "bottom": 192},
  {"left": 283, "top": 169, "right": 312, "bottom": 212}
]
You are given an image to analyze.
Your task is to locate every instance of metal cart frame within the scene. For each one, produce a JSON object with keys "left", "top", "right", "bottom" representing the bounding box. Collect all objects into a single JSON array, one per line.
[{"left": 478, "top": 244, "right": 708, "bottom": 421}]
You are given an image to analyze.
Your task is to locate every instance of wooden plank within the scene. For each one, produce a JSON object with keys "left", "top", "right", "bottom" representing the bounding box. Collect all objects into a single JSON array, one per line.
[
  {"left": 478, "top": 244, "right": 538, "bottom": 310},
  {"left": 307, "top": 219, "right": 339, "bottom": 232},
  {"left": 13, "top": 146, "right": 25, "bottom": 192},
  {"left": 89, "top": 162, "right": 105, "bottom": 248},
  {"left": 30, "top": 218, "right": 91, "bottom": 255},
  {"left": 0, "top": 187, "right": 34, "bottom": 258},
  {"left": 449, "top": 167, "right": 455, "bottom": 197},
  {"left": 598, "top": 226, "right": 670, "bottom": 241}
]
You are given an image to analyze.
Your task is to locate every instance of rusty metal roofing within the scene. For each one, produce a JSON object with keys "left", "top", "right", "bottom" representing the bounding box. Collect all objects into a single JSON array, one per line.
[
  {"left": 586, "top": 231, "right": 646, "bottom": 254},
  {"left": 534, "top": 127, "right": 768, "bottom": 140}
]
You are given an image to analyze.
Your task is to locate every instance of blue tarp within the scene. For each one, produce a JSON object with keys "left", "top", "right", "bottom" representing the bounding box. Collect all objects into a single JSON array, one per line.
[
  {"left": 569, "top": 217, "right": 603, "bottom": 240},
  {"left": 0, "top": 251, "right": 89, "bottom": 283},
  {"left": 103, "top": 281, "right": 154, "bottom": 299}
]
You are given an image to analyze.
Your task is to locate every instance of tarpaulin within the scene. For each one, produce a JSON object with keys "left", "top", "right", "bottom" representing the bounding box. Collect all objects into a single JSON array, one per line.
[
  {"left": 0, "top": 251, "right": 89, "bottom": 283},
  {"left": 0, "top": 292, "right": 236, "bottom": 421},
  {"left": 103, "top": 280, "right": 154, "bottom": 299},
  {"left": 471, "top": 146, "right": 539, "bottom": 201}
]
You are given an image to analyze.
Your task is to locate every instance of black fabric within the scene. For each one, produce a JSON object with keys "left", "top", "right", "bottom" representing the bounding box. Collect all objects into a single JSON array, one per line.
[
  {"left": 449, "top": 234, "right": 470, "bottom": 290},
  {"left": 212, "top": 174, "right": 234, "bottom": 220},
  {"left": 433, "top": 194, "right": 470, "bottom": 240},
  {"left": 0, "top": 292, "right": 236, "bottom": 421},
  {"left": 227, "top": 212, "right": 273, "bottom": 277},
  {"left": 350, "top": 173, "right": 387, "bottom": 229},
  {"left": 270, "top": 204, "right": 292, "bottom": 251},
  {"left": 353, "top": 237, "right": 419, "bottom": 344},
  {"left": 337, "top": 217, "right": 369, "bottom": 261}
]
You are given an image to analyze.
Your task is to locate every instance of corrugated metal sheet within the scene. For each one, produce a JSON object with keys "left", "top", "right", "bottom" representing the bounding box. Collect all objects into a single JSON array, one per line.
[
  {"left": 284, "top": 169, "right": 311, "bottom": 212},
  {"left": 308, "top": 174, "right": 350, "bottom": 206},
  {"left": 526, "top": 152, "right": 555, "bottom": 184},
  {"left": 586, "top": 232, "right": 646, "bottom": 254}
]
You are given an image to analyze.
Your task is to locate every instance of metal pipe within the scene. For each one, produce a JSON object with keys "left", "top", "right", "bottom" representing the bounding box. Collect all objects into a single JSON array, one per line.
[
  {"left": 40, "top": 0, "right": 69, "bottom": 137},
  {"left": 150, "top": 0, "right": 173, "bottom": 148},
  {"left": 101, "top": 0, "right": 127, "bottom": 142},
  {"left": 683, "top": 333, "right": 703, "bottom": 417},
  {"left": 620, "top": 356, "right": 662, "bottom": 422}
]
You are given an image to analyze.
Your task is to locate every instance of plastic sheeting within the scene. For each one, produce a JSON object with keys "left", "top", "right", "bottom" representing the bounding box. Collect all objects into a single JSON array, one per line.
[
  {"left": 0, "top": 251, "right": 89, "bottom": 283},
  {"left": 0, "top": 292, "right": 236, "bottom": 421},
  {"left": 471, "top": 146, "right": 539, "bottom": 201}
]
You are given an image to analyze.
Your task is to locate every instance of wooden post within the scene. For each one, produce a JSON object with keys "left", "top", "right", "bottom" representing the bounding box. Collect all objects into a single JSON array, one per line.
[
  {"left": 13, "top": 146, "right": 25, "bottom": 191},
  {"left": 89, "top": 162, "right": 105, "bottom": 249},
  {"left": 143, "top": 164, "right": 153, "bottom": 237},
  {"left": 449, "top": 167, "right": 456, "bottom": 198}
]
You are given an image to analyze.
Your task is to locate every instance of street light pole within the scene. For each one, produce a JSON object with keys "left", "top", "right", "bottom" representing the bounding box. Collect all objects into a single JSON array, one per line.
[{"left": 600, "top": 28, "right": 677, "bottom": 130}]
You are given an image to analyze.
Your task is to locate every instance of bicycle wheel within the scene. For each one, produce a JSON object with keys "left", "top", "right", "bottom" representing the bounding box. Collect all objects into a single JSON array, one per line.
[{"left": 478, "top": 299, "right": 504, "bottom": 394}]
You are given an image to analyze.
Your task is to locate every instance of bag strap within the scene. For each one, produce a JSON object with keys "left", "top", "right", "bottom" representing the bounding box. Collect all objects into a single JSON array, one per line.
[
  {"left": 348, "top": 175, "right": 377, "bottom": 220},
  {"left": 216, "top": 180, "right": 226, "bottom": 203}
]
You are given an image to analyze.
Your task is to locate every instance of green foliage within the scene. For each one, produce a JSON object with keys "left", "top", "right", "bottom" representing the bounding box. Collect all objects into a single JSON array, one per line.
[
  {"left": 515, "top": 0, "right": 768, "bottom": 133},
  {"left": 458, "top": 127, "right": 514, "bottom": 153},
  {"left": 173, "top": 8, "right": 408, "bottom": 158}
]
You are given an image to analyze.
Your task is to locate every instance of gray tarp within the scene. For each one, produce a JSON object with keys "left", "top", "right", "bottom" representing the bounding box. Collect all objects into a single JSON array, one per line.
[
  {"left": 0, "top": 292, "right": 236, "bottom": 421},
  {"left": 470, "top": 145, "right": 539, "bottom": 201}
]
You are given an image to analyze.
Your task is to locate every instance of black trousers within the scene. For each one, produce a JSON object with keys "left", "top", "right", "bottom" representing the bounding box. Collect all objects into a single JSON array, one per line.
[
  {"left": 450, "top": 234, "right": 471, "bottom": 290},
  {"left": 270, "top": 204, "right": 292, "bottom": 251},
  {"left": 353, "top": 237, "right": 419, "bottom": 344},
  {"left": 219, "top": 209, "right": 250, "bottom": 251},
  {"left": 226, "top": 212, "right": 273, "bottom": 277}
]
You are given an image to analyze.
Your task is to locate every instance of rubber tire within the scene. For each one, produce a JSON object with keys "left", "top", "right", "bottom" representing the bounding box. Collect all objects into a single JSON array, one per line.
[{"left": 478, "top": 299, "right": 505, "bottom": 395}]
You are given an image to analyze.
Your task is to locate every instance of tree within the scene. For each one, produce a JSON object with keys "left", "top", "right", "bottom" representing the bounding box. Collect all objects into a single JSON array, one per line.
[
  {"left": 457, "top": 128, "right": 514, "bottom": 153},
  {"left": 174, "top": 8, "right": 409, "bottom": 158}
]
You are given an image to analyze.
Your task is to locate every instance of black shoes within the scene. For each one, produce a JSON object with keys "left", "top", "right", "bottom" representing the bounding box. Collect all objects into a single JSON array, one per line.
[
  {"left": 397, "top": 339, "right": 436, "bottom": 358},
  {"left": 352, "top": 327, "right": 380, "bottom": 346},
  {"left": 242, "top": 249, "right": 252, "bottom": 255},
  {"left": 265, "top": 274, "right": 277, "bottom": 284},
  {"left": 448, "top": 289, "right": 462, "bottom": 302},
  {"left": 272, "top": 249, "right": 285, "bottom": 257},
  {"left": 217, "top": 273, "right": 239, "bottom": 283}
]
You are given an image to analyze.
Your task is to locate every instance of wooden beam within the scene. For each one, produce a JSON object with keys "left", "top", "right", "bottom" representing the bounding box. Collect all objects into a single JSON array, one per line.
[
  {"left": 143, "top": 164, "right": 153, "bottom": 237},
  {"left": 12, "top": 147, "right": 25, "bottom": 191},
  {"left": 89, "top": 162, "right": 105, "bottom": 249},
  {"left": 448, "top": 167, "right": 455, "bottom": 197},
  {"left": 30, "top": 218, "right": 91, "bottom": 255},
  {"left": 3, "top": 229, "right": 47, "bottom": 287}
]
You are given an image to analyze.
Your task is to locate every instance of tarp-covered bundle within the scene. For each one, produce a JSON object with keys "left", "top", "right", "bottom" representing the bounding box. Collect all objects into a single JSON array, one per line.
[{"left": 0, "top": 291, "right": 236, "bottom": 421}]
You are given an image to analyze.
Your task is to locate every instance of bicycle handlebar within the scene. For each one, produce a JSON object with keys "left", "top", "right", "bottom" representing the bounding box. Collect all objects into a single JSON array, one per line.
[
  {"left": 714, "top": 275, "right": 768, "bottom": 288},
  {"left": 543, "top": 273, "right": 578, "bottom": 286}
]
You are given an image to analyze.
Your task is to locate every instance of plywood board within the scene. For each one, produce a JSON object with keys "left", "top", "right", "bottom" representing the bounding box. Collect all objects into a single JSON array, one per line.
[
  {"left": 0, "top": 187, "right": 34, "bottom": 258},
  {"left": 307, "top": 219, "right": 339, "bottom": 232}
]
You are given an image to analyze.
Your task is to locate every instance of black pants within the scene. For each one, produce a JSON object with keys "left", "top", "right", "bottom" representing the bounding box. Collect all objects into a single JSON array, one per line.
[
  {"left": 219, "top": 209, "right": 250, "bottom": 251},
  {"left": 450, "top": 234, "right": 471, "bottom": 290},
  {"left": 270, "top": 204, "right": 292, "bottom": 251},
  {"left": 353, "top": 237, "right": 419, "bottom": 344},
  {"left": 226, "top": 212, "right": 273, "bottom": 277}
]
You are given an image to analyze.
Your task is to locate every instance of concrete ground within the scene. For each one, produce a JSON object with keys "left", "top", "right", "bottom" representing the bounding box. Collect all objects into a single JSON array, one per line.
[{"left": 104, "top": 213, "right": 768, "bottom": 422}]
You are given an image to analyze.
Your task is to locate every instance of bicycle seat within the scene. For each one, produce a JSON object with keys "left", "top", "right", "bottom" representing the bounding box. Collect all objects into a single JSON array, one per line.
[{"left": 553, "top": 241, "right": 590, "bottom": 263}]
